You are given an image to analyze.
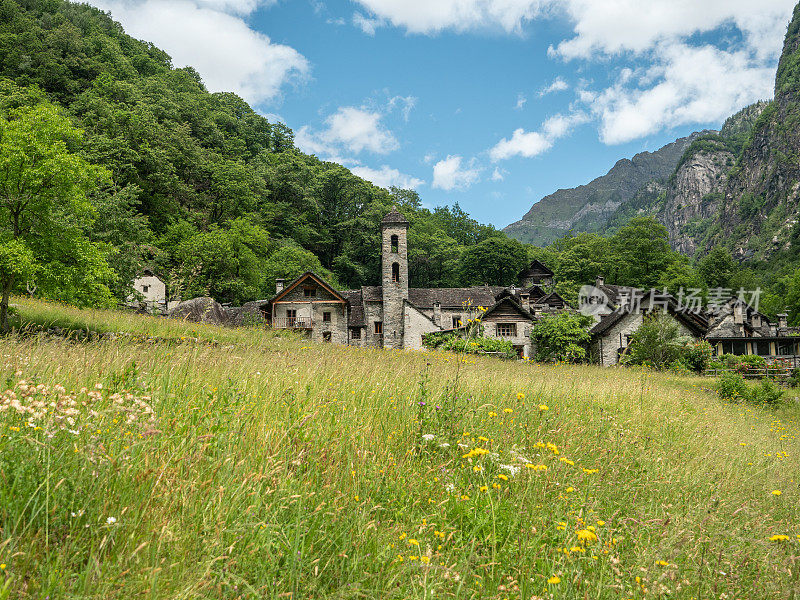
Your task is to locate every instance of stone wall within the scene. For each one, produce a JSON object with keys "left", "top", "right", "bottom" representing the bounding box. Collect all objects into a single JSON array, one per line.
[
  {"left": 403, "top": 302, "right": 443, "bottom": 350},
  {"left": 381, "top": 222, "right": 408, "bottom": 349},
  {"left": 594, "top": 313, "right": 697, "bottom": 366}
]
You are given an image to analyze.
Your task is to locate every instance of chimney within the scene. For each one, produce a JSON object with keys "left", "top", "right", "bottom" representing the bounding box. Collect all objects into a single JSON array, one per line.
[
  {"left": 595, "top": 275, "right": 604, "bottom": 288},
  {"left": 752, "top": 313, "right": 762, "bottom": 328},
  {"left": 733, "top": 302, "right": 744, "bottom": 325},
  {"left": 778, "top": 313, "right": 788, "bottom": 328},
  {"left": 275, "top": 278, "right": 285, "bottom": 293},
  {"left": 433, "top": 302, "right": 442, "bottom": 327},
  {"left": 520, "top": 293, "right": 530, "bottom": 312}
]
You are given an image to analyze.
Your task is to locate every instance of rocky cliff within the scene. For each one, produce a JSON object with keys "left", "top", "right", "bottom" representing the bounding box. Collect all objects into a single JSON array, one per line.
[{"left": 502, "top": 134, "right": 698, "bottom": 245}]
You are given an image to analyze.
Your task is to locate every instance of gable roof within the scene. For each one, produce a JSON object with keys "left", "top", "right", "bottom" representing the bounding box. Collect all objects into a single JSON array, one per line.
[
  {"left": 481, "top": 295, "right": 535, "bottom": 322},
  {"left": 518, "top": 259, "right": 554, "bottom": 279},
  {"left": 590, "top": 289, "right": 708, "bottom": 337},
  {"left": 409, "top": 286, "right": 506, "bottom": 309},
  {"left": 538, "top": 291, "right": 570, "bottom": 309},
  {"left": 270, "top": 271, "right": 346, "bottom": 304}
]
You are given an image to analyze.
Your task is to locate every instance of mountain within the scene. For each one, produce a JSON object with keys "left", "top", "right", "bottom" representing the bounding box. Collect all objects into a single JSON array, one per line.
[
  {"left": 503, "top": 134, "right": 700, "bottom": 245},
  {"left": 504, "top": 6, "right": 800, "bottom": 258}
]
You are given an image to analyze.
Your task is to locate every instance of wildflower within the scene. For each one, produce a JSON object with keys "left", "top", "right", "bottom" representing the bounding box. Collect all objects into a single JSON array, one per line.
[
  {"left": 421, "top": 434, "right": 435, "bottom": 442},
  {"left": 596, "top": 520, "right": 605, "bottom": 526},
  {"left": 497, "top": 474, "right": 508, "bottom": 481},
  {"left": 772, "top": 490, "right": 782, "bottom": 496},
  {"left": 399, "top": 533, "right": 407, "bottom": 540},
  {"left": 106, "top": 516, "right": 117, "bottom": 525},
  {"left": 526, "top": 463, "right": 547, "bottom": 471},
  {"left": 473, "top": 466, "right": 482, "bottom": 472},
  {"left": 492, "top": 483, "right": 502, "bottom": 489},
  {"left": 488, "top": 411, "right": 498, "bottom": 417},
  {"left": 504, "top": 408, "right": 513, "bottom": 414},
  {"left": 408, "top": 539, "right": 419, "bottom": 546},
  {"left": 548, "top": 576, "right": 561, "bottom": 584},
  {"left": 656, "top": 560, "right": 669, "bottom": 566},
  {"left": 354, "top": 495, "right": 360, "bottom": 501},
  {"left": 576, "top": 529, "right": 598, "bottom": 544},
  {"left": 478, "top": 436, "right": 489, "bottom": 442},
  {"left": 565, "top": 487, "right": 574, "bottom": 493},
  {"left": 539, "top": 404, "right": 549, "bottom": 412},
  {"left": 517, "top": 392, "right": 525, "bottom": 400},
  {"left": 559, "top": 458, "right": 575, "bottom": 466},
  {"left": 479, "top": 485, "right": 489, "bottom": 492},
  {"left": 582, "top": 468, "right": 599, "bottom": 475},
  {"left": 770, "top": 534, "right": 790, "bottom": 542},
  {"left": 460, "top": 494, "right": 469, "bottom": 500},
  {"left": 420, "top": 556, "right": 430, "bottom": 564}
]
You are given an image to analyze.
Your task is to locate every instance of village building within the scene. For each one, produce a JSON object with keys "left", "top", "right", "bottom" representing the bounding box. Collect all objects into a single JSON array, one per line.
[
  {"left": 706, "top": 298, "right": 800, "bottom": 365},
  {"left": 264, "top": 208, "right": 570, "bottom": 357},
  {"left": 127, "top": 270, "right": 168, "bottom": 313}
]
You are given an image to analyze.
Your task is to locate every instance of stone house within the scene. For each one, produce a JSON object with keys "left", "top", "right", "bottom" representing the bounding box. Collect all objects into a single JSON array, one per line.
[
  {"left": 128, "top": 270, "right": 167, "bottom": 312},
  {"left": 518, "top": 259, "right": 554, "bottom": 289},
  {"left": 706, "top": 298, "right": 800, "bottom": 364},
  {"left": 588, "top": 280, "right": 708, "bottom": 366},
  {"left": 264, "top": 208, "right": 570, "bottom": 355}
]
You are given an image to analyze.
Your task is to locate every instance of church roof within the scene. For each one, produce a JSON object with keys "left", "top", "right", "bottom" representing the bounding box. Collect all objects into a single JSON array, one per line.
[{"left": 381, "top": 206, "right": 410, "bottom": 225}]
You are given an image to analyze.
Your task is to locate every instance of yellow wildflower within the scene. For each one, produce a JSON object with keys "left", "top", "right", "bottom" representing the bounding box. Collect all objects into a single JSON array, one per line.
[
  {"left": 772, "top": 490, "right": 782, "bottom": 496},
  {"left": 548, "top": 576, "right": 561, "bottom": 584},
  {"left": 770, "top": 534, "right": 790, "bottom": 542},
  {"left": 517, "top": 392, "right": 525, "bottom": 400},
  {"left": 539, "top": 404, "right": 549, "bottom": 411}
]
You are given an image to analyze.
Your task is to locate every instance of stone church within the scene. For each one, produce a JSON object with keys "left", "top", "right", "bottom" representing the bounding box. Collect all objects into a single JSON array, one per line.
[{"left": 265, "top": 207, "right": 568, "bottom": 357}]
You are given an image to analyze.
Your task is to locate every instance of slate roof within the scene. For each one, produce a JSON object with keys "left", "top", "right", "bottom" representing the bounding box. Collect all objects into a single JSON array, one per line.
[
  {"left": 481, "top": 295, "right": 536, "bottom": 321},
  {"left": 590, "top": 289, "right": 708, "bottom": 337},
  {"left": 381, "top": 207, "right": 410, "bottom": 225},
  {"left": 408, "top": 286, "right": 506, "bottom": 308}
]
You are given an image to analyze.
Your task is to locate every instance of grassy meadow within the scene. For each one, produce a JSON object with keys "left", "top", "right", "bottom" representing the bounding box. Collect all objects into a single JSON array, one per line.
[{"left": 1, "top": 299, "right": 799, "bottom": 599}]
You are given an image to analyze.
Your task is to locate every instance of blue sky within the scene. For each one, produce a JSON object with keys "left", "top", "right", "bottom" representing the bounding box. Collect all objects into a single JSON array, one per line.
[{"left": 87, "top": 0, "right": 796, "bottom": 228}]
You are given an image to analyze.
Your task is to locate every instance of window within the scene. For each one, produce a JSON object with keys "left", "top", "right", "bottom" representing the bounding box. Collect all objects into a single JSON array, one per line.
[
  {"left": 286, "top": 309, "right": 297, "bottom": 327},
  {"left": 390, "top": 234, "right": 399, "bottom": 253},
  {"left": 323, "top": 311, "right": 331, "bottom": 322},
  {"left": 304, "top": 287, "right": 316, "bottom": 298},
  {"left": 392, "top": 262, "right": 400, "bottom": 282},
  {"left": 452, "top": 316, "right": 461, "bottom": 329},
  {"left": 142, "top": 285, "right": 149, "bottom": 293},
  {"left": 322, "top": 331, "right": 332, "bottom": 342},
  {"left": 351, "top": 328, "right": 361, "bottom": 340},
  {"left": 374, "top": 321, "right": 383, "bottom": 335},
  {"left": 496, "top": 323, "right": 517, "bottom": 337}
]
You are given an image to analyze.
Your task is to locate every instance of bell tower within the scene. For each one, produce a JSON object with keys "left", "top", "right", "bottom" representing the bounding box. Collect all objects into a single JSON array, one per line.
[{"left": 381, "top": 207, "right": 409, "bottom": 349}]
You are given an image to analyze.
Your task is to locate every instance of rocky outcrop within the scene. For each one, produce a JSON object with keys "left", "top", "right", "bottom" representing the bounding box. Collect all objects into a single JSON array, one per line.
[
  {"left": 660, "top": 149, "right": 734, "bottom": 254},
  {"left": 226, "top": 300, "right": 267, "bottom": 327},
  {"left": 167, "top": 297, "right": 229, "bottom": 325}
]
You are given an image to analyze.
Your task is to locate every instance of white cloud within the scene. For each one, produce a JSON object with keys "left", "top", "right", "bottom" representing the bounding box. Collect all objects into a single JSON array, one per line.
[
  {"left": 593, "top": 43, "right": 776, "bottom": 144},
  {"left": 351, "top": 0, "right": 541, "bottom": 34},
  {"left": 539, "top": 76, "right": 569, "bottom": 96},
  {"left": 350, "top": 164, "right": 425, "bottom": 189},
  {"left": 388, "top": 95, "right": 418, "bottom": 121},
  {"left": 355, "top": 0, "right": 795, "bottom": 146},
  {"left": 491, "top": 167, "right": 506, "bottom": 181},
  {"left": 432, "top": 155, "right": 480, "bottom": 191},
  {"left": 490, "top": 112, "right": 588, "bottom": 161},
  {"left": 295, "top": 106, "right": 400, "bottom": 156},
  {"left": 514, "top": 93, "right": 527, "bottom": 110},
  {"left": 87, "top": 0, "right": 308, "bottom": 105},
  {"left": 353, "top": 12, "right": 384, "bottom": 35}
]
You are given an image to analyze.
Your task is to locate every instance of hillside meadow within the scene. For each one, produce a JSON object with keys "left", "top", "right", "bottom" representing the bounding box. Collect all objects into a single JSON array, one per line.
[{"left": 1, "top": 299, "right": 799, "bottom": 599}]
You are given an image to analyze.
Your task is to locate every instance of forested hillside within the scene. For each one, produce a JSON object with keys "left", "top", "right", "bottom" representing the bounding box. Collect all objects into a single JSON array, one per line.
[{"left": 0, "top": 0, "right": 524, "bottom": 305}]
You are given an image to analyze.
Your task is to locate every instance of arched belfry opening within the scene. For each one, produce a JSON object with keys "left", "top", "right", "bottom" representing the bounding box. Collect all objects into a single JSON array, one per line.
[
  {"left": 391, "top": 262, "right": 401, "bottom": 282},
  {"left": 390, "top": 234, "right": 399, "bottom": 253}
]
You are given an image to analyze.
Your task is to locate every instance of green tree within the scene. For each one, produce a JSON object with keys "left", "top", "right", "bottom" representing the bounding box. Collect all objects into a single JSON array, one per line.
[
  {"left": 623, "top": 313, "right": 687, "bottom": 369},
  {"left": 611, "top": 217, "right": 674, "bottom": 288},
  {"left": 697, "top": 246, "right": 737, "bottom": 290},
  {"left": 0, "top": 101, "right": 114, "bottom": 331},
  {"left": 531, "top": 312, "right": 593, "bottom": 363},
  {"left": 459, "top": 237, "right": 528, "bottom": 286}
]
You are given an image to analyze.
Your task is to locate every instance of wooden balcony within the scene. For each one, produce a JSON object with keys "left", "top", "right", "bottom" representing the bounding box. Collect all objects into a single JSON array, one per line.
[{"left": 272, "top": 317, "right": 313, "bottom": 329}]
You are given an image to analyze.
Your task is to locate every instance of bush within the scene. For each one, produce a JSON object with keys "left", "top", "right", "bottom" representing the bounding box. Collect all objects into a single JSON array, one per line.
[
  {"left": 682, "top": 341, "right": 713, "bottom": 373},
  {"left": 718, "top": 372, "right": 748, "bottom": 401},
  {"left": 750, "top": 379, "right": 784, "bottom": 405},
  {"left": 623, "top": 313, "right": 686, "bottom": 369},
  {"left": 531, "top": 312, "right": 592, "bottom": 363},
  {"left": 422, "top": 331, "right": 516, "bottom": 358}
]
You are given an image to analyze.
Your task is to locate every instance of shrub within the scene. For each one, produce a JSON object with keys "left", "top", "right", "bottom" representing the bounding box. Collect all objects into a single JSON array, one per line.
[
  {"left": 531, "top": 312, "right": 592, "bottom": 363},
  {"left": 750, "top": 379, "right": 784, "bottom": 405},
  {"left": 682, "top": 341, "right": 714, "bottom": 373},
  {"left": 422, "top": 331, "right": 516, "bottom": 359},
  {"left": 718, "top": 372, "right": 748, "bottom": 401},
  {"left": 623, "top": 313, "right": 686, "bottom": 369}
]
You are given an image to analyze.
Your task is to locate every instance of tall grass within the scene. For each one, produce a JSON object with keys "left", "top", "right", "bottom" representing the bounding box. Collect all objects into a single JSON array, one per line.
[{"left": 0, "top": 299, "right": 798, "bottom": 598}]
